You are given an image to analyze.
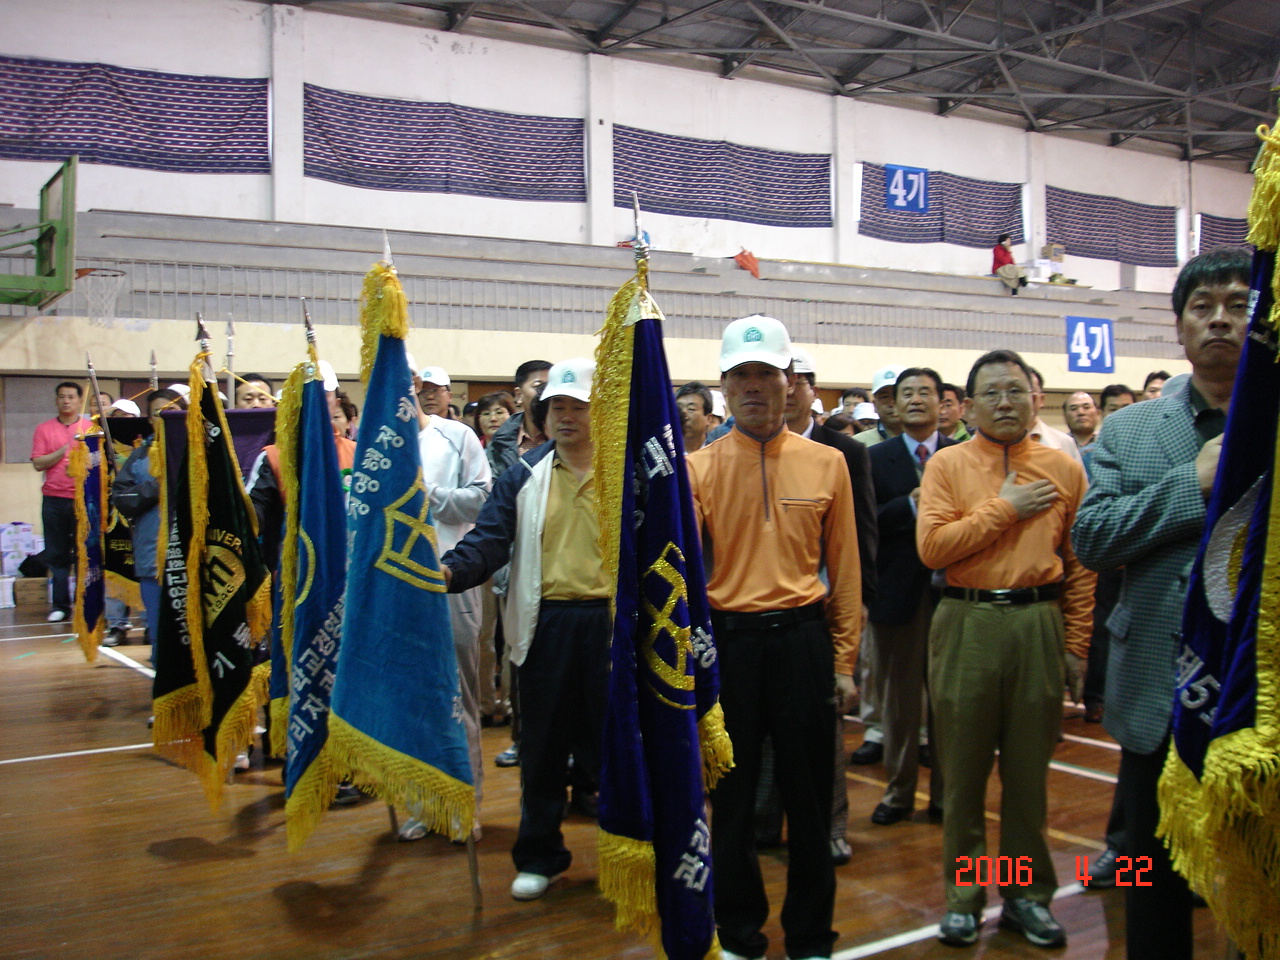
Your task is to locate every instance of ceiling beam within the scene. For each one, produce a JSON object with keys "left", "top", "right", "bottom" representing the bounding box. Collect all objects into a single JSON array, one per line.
[{"left": 603, "top": 0, "right": 733, "bottom": 52}]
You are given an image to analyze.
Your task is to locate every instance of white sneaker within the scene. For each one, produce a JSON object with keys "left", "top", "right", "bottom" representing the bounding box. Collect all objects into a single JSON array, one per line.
[
  {"left": 47, "top": 610, "right": 67, "bottom": 623},
  {"left": 511, "top": 872, "right": 560, "bottom": 901},
  {"left": 233, "top": 751, "right": 250, "bottom": 771},
  {"left": 398, "top": 817, "right": 428, "bottom": 842}
]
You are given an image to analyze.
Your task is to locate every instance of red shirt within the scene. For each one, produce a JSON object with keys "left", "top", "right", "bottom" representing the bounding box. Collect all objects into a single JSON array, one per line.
[
  {"left": 992, "top": 243, "right": 1015, "bottom": 272},
  {"left": 31, "top": 416, "right": 93, "bottom": 499}
]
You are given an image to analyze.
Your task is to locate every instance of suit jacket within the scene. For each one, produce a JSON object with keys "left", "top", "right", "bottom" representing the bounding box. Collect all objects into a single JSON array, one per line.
[
  {"left": 811, "top": 421, "right": 879, "bottom": 605},
  {"left": 868, "top": 432, "right": 957, "bottom": 625},
  {"left": 1072, "top": 375, "right": 1208, "bottom": 754}
]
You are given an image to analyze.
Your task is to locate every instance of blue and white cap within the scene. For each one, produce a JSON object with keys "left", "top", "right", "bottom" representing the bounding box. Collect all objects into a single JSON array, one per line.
[
  {"left": 541, "top": 357, "right": 595, "bottom": 403},
  {"left": 719, "top": 315, "right": 792, "bottom": 373}
]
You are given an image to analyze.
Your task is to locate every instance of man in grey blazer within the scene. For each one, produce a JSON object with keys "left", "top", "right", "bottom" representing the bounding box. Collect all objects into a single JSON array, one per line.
[{"left": 1073, "top": 246, "right": 1251, "bottom": 960}]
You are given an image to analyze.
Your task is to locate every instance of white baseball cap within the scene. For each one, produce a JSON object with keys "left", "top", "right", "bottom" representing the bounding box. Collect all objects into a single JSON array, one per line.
[
  {"left": 852, "top": 401, "right": 879, "bottom": 421},
  {"left": 166, "top": 383, "right": 190, "bottom": 398},
  {"left": 871, "top": 365, "right": 907, "bottom": 396},
  {"left": 317, "top": 359, "right": 339, "bottom": 392},
  {"left": 108, "top": 399, "right": 140, "bottom": 416},
  {"left": 418, "top": 365, "right": 450, "bottom": 387},
  {"left": 719, "top": 315, "right": 792, "bottom": 373},
  {"left": 710, "top": 389, "right": 727, "bottom": 419},
  {"left": 791, "top": 348, "right": 816, "bottom": 376},
  {"left": 810, "top": 398, "right": 825, "bottom": 415},
  {"left": 541, "top": 357, "right": 594, "bottom": 403}
]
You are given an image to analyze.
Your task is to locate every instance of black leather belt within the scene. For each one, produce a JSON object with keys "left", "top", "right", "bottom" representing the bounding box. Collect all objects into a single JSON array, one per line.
[
  {"left": 941, "top": 584, "right": 1061, "bottom": 605},
  {"left": 712, "top": 601, "right": 825, "bottom": 632}
]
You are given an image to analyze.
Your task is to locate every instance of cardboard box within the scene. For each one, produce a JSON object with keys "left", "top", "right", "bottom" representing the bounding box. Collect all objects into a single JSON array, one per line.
[
  {"left": 2, "top": 552, "right": 23, "bottom": 578},
  {"left": 13, "top": 577, "right": 49, "bottom": 606}
]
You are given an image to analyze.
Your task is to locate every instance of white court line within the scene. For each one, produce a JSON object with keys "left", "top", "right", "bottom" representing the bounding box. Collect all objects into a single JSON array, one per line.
[
  {"left": 0, "top": 621, "right": 64, "bottom": 631},
  {"left": 97, "top": 644, "right": 156, "bottom": 679},
  {"left": 0, "top": 632, "right": 74, "bottom": 643},
  {"left": 0, "top": 742, "right": 153, "bottom": 766},
  {"left": 1049, "top": 760, "right": 1117, "bottom": 784},
  {"left": 834, "top": 884, "right": 1085, "bottom": 959},
  {"left": 1062, "top": 732, "right": 1121, "bottom": 751}
]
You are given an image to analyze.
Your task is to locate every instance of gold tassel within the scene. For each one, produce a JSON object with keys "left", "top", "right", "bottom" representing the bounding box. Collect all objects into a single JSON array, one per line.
[
  {"left": 1246, "top": 123, "right": 1280, "bottom": 253},
  {"left": 327, "top": 712, "right": 475, "bottom": 841},
  {"left": 358, "top": 262, "right": 411, "bottom": 385},
  {"left": 267, "top": 696, "right": 288, "bottom": 758},
  {"left": 698, "top": 701, "right": 735, "bottom": 791},
  {"left": 597, "top": 829, "right": 659, "bottom": 943},
  {"left": 67, "top": 441, "right": 100, "bottom": 662},
  {"left": 285, "top": 749, "right": 343, "bottom": 853},
  {"left": 104, "top": 571, "right": 144, "bottom": 611},
  {"left": 273, "top": 363, "right": 308, "bottom": 685}
]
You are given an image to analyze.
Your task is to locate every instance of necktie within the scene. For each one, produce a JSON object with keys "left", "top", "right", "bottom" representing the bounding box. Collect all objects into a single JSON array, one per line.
[{"left": 917, "top": 444, "right": 930, "bottom": 469}]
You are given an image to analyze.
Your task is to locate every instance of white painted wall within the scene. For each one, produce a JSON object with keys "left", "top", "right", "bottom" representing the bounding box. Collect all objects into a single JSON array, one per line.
[{"left": 0, "top": 0, "right": 1255, "bottom": 291}]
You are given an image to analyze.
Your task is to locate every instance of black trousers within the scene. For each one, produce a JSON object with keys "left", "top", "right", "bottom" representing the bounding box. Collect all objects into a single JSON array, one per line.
[
  {"left": 511, "top": 600, "right": 610, "bottom": 877},
  {"left": 41, "top": 495, "right": 76, "bottom": 614},
  {"left": 710, "top": 609, "right": 838, "bottom": 960},
  {"left": 1120, "top": 738, "right": 1193, "bottom": 960},
  {"left": 1084, "top": 571, "right": 1122, "bottom": 710}
]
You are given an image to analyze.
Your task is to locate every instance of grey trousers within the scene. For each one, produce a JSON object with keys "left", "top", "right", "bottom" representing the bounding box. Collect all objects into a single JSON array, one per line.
[{"left": 448, "top": 586, "right": 484, "bottom": 805}]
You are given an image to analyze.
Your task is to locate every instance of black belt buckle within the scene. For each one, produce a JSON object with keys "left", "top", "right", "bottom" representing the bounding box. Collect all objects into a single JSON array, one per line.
[{"left": 987, "top": 589, "right": 1015, "bottom": 605}]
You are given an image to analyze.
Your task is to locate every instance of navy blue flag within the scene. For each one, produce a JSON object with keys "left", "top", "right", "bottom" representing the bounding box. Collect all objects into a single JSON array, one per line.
[
  {"left": 327, "top": 262, "right": 473, "bottom": 838},
  {"left": 1160, "top": 243, "right": 1280, "bottom": 953},
  {"left": 70, "top": 433, "right": 107, "bottom": 661},
  {"left": 279, "top": 368, "right": 350, "bottom": 850},
  {"left": 592, "top": 262, "right": 732, "bottom": 959}
]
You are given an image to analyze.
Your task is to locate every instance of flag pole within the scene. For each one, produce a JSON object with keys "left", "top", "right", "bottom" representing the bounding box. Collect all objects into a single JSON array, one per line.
[
  {"left": 225, "top": 319, "right": 236, "bottom": 404},
  {"left": 85, "top": 352, "right": 114, "bottom": 453},
  {"left": 301, "top": 298, "right": 320, "bottom": 365},
  {"left": 631, "top": 191, "right": 649, "bottom": 279},
  {"left": 149, "top": 349, "right": 159, "bottom": 391},
  {"left": 195, "top": 314, "right": 216, "bottom": 385}
]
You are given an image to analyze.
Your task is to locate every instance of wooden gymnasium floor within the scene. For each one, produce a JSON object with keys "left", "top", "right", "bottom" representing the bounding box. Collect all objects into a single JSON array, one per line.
[{"left": 1, "top": 606, "right": 1232, "bottom": 960}]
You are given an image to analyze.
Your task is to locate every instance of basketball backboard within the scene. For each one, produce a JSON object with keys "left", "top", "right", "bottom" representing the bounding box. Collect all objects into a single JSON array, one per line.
[{"left": 0, "top": 155, "right": 77, "bottom": 309}]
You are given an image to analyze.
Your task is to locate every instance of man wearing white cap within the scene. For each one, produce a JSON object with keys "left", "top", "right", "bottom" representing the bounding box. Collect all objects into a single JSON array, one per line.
[
  {"left": 854, "top": 365, "right": 906, "bottom": 447},
  {"left": 442, "top": 358, "right": 610, "bottom": 903},
  {"left": 397, "top": 362, "right": 493, "bottom": 841},
  {"left": 851, "top": 401, "right": 879, "bottom": 433},
  {"left": 687, "top": 317, "right": 861, "bottom": 960}
]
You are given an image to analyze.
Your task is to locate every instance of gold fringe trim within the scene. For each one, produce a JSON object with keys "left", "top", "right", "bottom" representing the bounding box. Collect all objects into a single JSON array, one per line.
[
  {"left": 105, "top": 570, "right": 143, "bottom": 610},
  {"left": 246, "top": 574, "right": 273, "bottom": 652},
  {"left": 184, "top": 360, "right": 215, "bottom": 727},
  {"left": 698, "top": 700, "right": 735, "bottom": 790},
  {"left": 152, "top": 683, "right": 206, "bottom": 772},
  {"left": 68, "top": 440, "right": 100, "bottom": 663},
  {"left": 1246, "top": 118, "right": 1280, "bottom": 334},
  {"left": 327, "top": 711, "right": 474, "bottom": 840},
  {"left": 1159, "top": 747, "right": 1280, "bottom": 960},
  {"left": 597, "top": 829, "right": 659, "bottom": 944},
  {"left": 358, "top": 262, "right": 410, "bottom": 385},
  {"left": 268, "top": 696, "right": 289, "bottom": 758},
  {"left": 592, "top": 261, "right": 645, "bottom": 614},
  {"left": 200, "top": 660, "right": 271, "bottom": 813},
  {"left": 274, "top": 363, "right": 308, "bottom": 692},
  {"left": 285, "top": 749, "right": 343, "bottom": 853}
]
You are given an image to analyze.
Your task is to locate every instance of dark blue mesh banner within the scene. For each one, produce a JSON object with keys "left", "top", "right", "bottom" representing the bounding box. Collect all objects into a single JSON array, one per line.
[
  {"left": 304, "top": 84, "right": 586, "bottom": 202},
  {"left": 857, "top": 163, "right": 1023, "bottom": 248},
  {"left": 613, "top": 125, "right": 831, "bottom": 228},
  {"left": 0, "top": 54, "right": 269, "bottom": 173},
  {"left": 1200, "top": 214, "right": 1249, "bottom": 251},
  {"left": 1045, "top": 185, "right": 1178, "bottom": 267}
]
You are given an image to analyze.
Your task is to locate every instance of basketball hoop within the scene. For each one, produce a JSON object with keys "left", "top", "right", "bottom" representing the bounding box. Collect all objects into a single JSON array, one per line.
[{"left": 75, "top": 267, "right": 128, "bottom": 327}]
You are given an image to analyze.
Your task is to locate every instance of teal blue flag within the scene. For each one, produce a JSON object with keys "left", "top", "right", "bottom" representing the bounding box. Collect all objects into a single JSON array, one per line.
[{"left": 328, "top": 331, "right": 474, "bottom": 837}]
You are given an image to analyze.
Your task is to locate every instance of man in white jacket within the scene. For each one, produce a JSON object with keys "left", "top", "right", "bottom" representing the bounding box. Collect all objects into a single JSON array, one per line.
[{"left": 398, "top": 361, "right": 492, "bottom": 841}]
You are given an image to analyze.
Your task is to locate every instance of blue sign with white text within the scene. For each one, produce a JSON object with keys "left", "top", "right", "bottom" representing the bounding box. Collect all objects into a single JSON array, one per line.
[
  {"left": 1066, "top": 316, "right": 1115, "bottom": 373},
  {"left": 884, "top": 165, "right": 929, "bottom": 213}
]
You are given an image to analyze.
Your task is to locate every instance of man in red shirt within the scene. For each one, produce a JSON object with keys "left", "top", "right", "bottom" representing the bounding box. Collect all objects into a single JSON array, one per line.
[{"left": 30, "top": 381, "right": 94, "bottom": 623}]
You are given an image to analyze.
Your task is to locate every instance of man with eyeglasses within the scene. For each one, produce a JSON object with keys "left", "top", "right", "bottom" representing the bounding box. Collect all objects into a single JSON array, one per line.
[{"left": 916, "top": 349, "right": 1095, "bottom": 949}]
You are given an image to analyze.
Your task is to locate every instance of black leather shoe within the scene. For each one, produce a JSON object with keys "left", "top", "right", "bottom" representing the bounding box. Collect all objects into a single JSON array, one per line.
[
  {"left": 871, "top": 803, "right": 911, "bottom": 826},
  {"left": 1088, "top": 847, "right": 1120, "bottom": 889},
  {"left": 850, "top": 741, "right": 883, "bottom": 765}
]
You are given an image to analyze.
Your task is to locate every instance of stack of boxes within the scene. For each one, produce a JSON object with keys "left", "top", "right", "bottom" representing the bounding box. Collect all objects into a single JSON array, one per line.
[{"left": 1, "top": 522, "right": 44, "bottom": 609}]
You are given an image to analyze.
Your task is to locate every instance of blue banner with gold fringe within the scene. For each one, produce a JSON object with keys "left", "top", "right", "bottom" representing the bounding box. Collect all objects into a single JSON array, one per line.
[
  {"left": 1158, "top": 119, "right": 1280, "bottom": 959},
  {"left": 70, "top": 432, "right": 106, "bottom": 661},
  {"left": 327, "top": 262, "right": 473, "bottom": 839},
  {"left": 592, "top": 260, "right": 732, "bottom": 960}
]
